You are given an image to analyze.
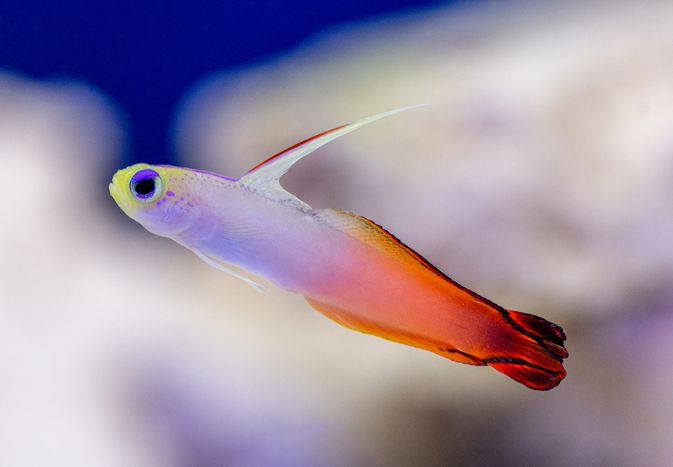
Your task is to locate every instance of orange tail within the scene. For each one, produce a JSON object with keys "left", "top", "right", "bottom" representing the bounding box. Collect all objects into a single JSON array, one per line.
[{"left": 485, "top": 310, "right": 568, "bottom": 390}]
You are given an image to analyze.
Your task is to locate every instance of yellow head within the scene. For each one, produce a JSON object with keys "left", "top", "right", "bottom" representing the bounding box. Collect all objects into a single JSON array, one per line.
[{"left": 109, "top": 163, "right": 201, "bottom": 238}]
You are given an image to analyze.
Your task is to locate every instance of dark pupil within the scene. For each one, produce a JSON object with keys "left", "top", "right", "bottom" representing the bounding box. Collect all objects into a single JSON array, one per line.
[{"left": 134, "top": 178, "right": 156, "bottom": 196}]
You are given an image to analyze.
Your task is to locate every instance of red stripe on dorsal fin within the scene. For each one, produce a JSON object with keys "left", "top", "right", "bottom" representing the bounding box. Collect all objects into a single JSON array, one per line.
[
  {"left": 241, "top": 106, "right": 424, "bottom": 181},
  {"left": 244, "top": 125, "right": 347, "bottom": 175},
  {"left": 237, "top": 107, "right": 425, "bottom": 210}
]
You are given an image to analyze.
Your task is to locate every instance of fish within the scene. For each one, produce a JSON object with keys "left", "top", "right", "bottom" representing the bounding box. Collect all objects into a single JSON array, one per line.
[{"left": 109, "top": 107, "right": 568, "bottom": 390}]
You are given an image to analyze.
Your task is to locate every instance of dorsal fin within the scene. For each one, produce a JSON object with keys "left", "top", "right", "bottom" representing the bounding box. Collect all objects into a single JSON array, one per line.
[
  {"left": 313, "top": 208, "right": 451, "bottom": 282},
  {"left": 313, "top": 209, "right": 511, "bottom": 309},
  {"left": 238, "top": 105, "right": 424, "bottom": 210}
]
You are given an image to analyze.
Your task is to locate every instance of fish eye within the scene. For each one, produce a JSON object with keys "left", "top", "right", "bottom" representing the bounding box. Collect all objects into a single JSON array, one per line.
[{"left": 130, "top": 169, "right": 163, "bottom": 202}]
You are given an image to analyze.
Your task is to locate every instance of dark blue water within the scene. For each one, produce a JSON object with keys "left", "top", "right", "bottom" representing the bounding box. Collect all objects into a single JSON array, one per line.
[{"left": 0, "top": 0, "right": 446, "bottom": 164}]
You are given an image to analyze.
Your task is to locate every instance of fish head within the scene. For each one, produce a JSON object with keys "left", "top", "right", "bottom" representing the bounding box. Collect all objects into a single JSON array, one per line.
[{"left": 109, "top": 163, "right": 202, "bottom": 238}]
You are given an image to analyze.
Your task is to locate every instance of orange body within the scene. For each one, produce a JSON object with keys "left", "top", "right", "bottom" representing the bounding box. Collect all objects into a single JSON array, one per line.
[{"left": 297, "top": 210, "right": 567, "bottom": 390}]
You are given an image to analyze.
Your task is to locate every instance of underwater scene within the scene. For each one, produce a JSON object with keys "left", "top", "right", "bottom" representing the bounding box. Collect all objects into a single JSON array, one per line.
[{"left": 1, "top": 1, "right": 672, "bottom": 466}]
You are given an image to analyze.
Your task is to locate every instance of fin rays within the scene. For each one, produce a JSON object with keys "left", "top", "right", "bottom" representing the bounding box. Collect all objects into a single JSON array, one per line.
[
  {"left": 192, "top": 249, "right": 266, "bottom": 293},
  {"left": 238, "top": 105, "right": 425, "bottom": 209}
]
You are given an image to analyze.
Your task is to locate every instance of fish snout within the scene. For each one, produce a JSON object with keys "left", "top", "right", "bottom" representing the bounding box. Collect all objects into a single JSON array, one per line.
[{"left": 109, "top": 171, "right": 134, "bottom": 213}]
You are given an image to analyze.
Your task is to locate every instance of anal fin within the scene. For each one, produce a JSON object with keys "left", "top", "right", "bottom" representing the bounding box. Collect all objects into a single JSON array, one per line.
[{"left": 305, "top": 297, "right": 483, "bottom": 366}]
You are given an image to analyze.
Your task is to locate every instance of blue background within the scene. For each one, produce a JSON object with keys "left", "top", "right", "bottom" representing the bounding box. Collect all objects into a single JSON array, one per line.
[{"left": 0, "top": 0, "right": 443, "bottom": 165}]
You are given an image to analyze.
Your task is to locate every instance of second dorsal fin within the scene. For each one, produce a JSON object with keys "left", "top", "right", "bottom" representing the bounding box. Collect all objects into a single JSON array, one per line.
[{"left": 312, "top": 208, "right": 450, "bottom": 282}]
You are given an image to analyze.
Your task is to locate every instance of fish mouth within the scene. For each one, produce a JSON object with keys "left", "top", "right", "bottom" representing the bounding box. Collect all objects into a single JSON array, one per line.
[
  {"left": 109, "top": 172, "right": 133, "bottom": 214},
  {"left": 108, "top": 181, "right": 119, "bottom": 199},
  {"left": 109, "top": 163, "right": 155, "bottom": 214}
]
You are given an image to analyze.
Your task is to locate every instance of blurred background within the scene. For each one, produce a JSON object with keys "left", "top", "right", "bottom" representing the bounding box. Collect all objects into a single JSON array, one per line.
[{"left": 1, "top": 0, "right": 672, "bottom": 466}]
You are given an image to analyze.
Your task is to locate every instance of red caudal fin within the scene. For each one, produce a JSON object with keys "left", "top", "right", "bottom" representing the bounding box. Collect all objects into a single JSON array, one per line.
[{"left": 486, "top": 310, "right": 568, "bottom": 390}]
